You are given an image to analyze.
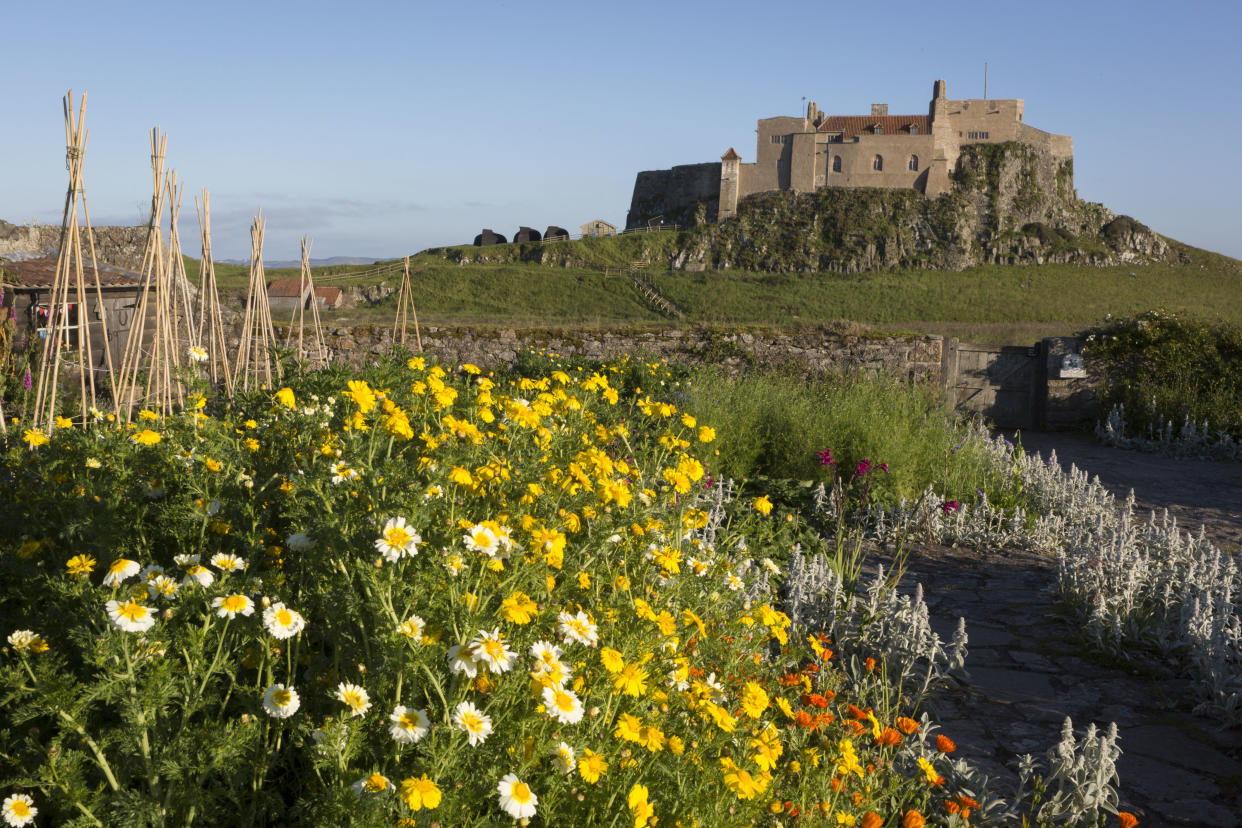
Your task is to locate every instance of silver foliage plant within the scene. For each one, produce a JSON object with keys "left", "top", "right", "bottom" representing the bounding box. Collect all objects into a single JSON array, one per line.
[{"left": 1097, "top": 402, "right": 1242, "bottom": 461}]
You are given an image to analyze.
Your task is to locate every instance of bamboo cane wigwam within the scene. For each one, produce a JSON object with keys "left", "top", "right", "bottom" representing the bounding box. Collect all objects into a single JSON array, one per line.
[
  {"left": 393, "top": 255, "right": 422, "bottom": 352},
  {"left": 284, "top": 235, "right": 329, "bottom": 367},
  {"left": 31, "top": 90, "right": 120, "bottom": 431},
  {"left": 232, "top": 212, "right": 280, "bottom": 392},
  {"left": 194, "top": 190, "right": 234, "bottom": 397},
  {"left": 115, "top": 128, "right": 198, "bottom": 420}
]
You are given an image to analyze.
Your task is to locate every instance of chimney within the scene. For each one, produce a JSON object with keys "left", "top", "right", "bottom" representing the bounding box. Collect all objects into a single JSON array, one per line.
[{"left": 871, "top": 104, "right": 888, "bottom": 117}]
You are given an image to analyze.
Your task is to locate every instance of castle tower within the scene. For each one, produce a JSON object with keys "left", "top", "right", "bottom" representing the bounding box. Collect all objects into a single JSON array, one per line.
[
  {"left": 926, "top": 79, "right": 956, "bottom": 196},
  {"left": 719, "top": 148, "right": 740, "bottom": 221}
]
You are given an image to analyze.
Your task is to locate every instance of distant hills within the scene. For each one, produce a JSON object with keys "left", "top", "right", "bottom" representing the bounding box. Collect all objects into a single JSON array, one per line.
[{"left": 217, "top": 256, "right": 379, "bottom": 268}]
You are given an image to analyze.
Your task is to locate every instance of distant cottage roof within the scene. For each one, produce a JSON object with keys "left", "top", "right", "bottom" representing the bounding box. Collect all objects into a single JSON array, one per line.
[
  {"left": 314, "top": 286, "right": 342, "bottom": 303},
  {"left": 818, "top": 115, "right": 930, "bottom": 140},
  {"left": 0, "top": 256, "right": 142, "bottom": 288},
  {"left": 267, "top": 277, "right": 310, "bottom": 297}
]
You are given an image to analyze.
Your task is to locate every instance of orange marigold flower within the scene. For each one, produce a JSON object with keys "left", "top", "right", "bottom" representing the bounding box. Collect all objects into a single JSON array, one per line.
[
  {"left": 902, "top": 810, "right": 926, "bottom": 828},
  {"left": 936, "top": 734, "right": 957, "bottom": 753},
  {"left": 851, "top": 792, "right": 863, "bottom": 806},
  {"left": 958, "top": 797, "right": 980, "bottom": 810},
  {"left": 846, "top": 719, "right": 866, "bottom": 736},
  {"left": 875, "top": 727, "right": 902, "bottom": 747},
  {"left": 801, "top": 693, "right": 829, "bottom": 709},
  {"left": 830, "top": 777, "right": 843, "bottom": 792},
  {"left": 861, "top": 813, "right": 883, "bottom": 828},
  {"left": 945, "top": 801, "right": 961, "bottom": 815},
  {"left": 1118, "top": 814, "right": 1139, "bottom": 828},
  {"left": 847, "top": 704, "right": 868, "bottom": 720},
  {"left": 794, "top": 711, "right": 815, "bottom": 728},
  {"left": 864, "top": 657, "right": 877, "bottom": 671},
  {"left": 895, "top": 716, "right": 920, "bottom": 734},
  {"left": 780, "top": 673, "right": 802, "bottom": 687},
  {"left": 822, "top": 688, "right": 835, "bottom": 700}
]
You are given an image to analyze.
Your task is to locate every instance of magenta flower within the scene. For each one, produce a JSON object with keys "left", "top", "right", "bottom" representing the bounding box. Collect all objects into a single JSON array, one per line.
[
  {"left": 816, "top": 449, "right": 834, "bottom": 466},
  {"left": 23, "top": 369, "right": 32, "bottom": 391},
  {"left": 879, "top": 462, "right": 889, "bottom": 473},
  {"left": 856, "top": 459, "right": 871, "bottom": 477},
  {"left": 942, "top": 500, "right": 961, "bottom": 515}
]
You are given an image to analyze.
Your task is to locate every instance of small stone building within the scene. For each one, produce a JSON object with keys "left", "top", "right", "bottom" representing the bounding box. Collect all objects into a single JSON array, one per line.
[
  {"left": 267, "top": 277, "right": 314, "bottom": 312},
  {"left": 579, "top": 220, "right": 616, "bottom": 237},
  {"left": 0, "top": 256, "right": 153, "bottom": 383}
]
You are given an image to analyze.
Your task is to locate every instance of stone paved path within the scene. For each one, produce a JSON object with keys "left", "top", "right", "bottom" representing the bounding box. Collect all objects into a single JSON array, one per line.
[{"left": 883, "top": 435, "right": 1242, "bottom": 826}]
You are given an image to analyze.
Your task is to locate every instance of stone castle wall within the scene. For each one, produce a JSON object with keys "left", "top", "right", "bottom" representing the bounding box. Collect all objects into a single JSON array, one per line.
[
  {"left": 626, "top": 163, "right": 721, "bottom": 230},
  {"left": 0, "top": 221, "right": 148, "bottom": 271}
]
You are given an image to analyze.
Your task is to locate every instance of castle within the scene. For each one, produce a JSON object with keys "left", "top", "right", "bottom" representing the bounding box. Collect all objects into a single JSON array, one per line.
[{"left": 627, "top": 80, "right": 1073, "bottom": 228}]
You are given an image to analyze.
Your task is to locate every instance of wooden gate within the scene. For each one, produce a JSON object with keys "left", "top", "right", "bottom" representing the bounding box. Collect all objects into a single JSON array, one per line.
[{"left": 943, "top": 340, "right": 1038, "bottom": 429}]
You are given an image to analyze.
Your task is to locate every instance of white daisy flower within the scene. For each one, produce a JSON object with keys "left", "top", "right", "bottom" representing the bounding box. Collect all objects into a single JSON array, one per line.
[
  {"left": 140, "top": 564, "right": 165, "bottom": 581},
  {"left": 187, "top": 345, "right": 208, "bottom": 363},
  {"left": 330, "top": 461, "right": 359, "bottom": 484},
  {"left": 334, "top": 681, "right": 371, "bottom": 717},
  {"left": 725, "top": 573, "right": 744, "bottom": 591},
  {"left": 350, "top": 773, "right": 394, "bottom": 795},
  {"left": 102, "top": 558, "right": 140, "bottom": 587},
  {"left": 147, "top": 575, "right": 180, "bottom": 600},
  {"left": 462, "top": 524, "right": 500, "bottom": 557},
  {"left": 557, "top": 610, "right": 599, "bottom": 647},
  {"left": 212, "top": 594, "right": 255, "bottom": 619},
  {"left": 6, "top": 631, "right": 43, "bottom": 652},
  {"left": 396, "top": 614, "right": 426, "bottom": 640},
  {"left": 470, "top": 627, "right": 517, "bottom": 673},
  {"left": 261, "top": 684, "right": 300, "bottom": 718},
  {"left": 529, "top": 640, "right": 563, "bottom": 666},
  {"left": 181, "top": 564, "right": 215, "bottom": 587},
  {"left": 541, "top": 685, "right": 584, "bottom": 724},
  {"left": 374, "top": 517, "right": 420, "bottom": 562},
  {"left": 496, "top": 773, "right": 538, "bottom": 820},
  {"left": 173, "top": 553, "right": 200, "bottom": 567},
  {"left": 210, "top": 553, "right": 246, "bottom": 573},
  {"left": 553, "top": 741, "right": 576, "bottom": 774},
  {"left": 452, "top": 700, "right": 492, "bottom": 746},
  {"left": 262, "top": 603, "right": 306, "bottom": 638},
  {"left": 689, "top": 557, "right": 711, "bottom": 576},
  {"left": 106, "top": 599, "right": 157, "bottom": 633},
  {"left": 286, "top": 533, "right": 316, "bottom": 552},
  {"left": 388, "top": 705, "right": 430, "bottom": 744},
  {"left": 447, "top": 644, "right": 481, "bottom": 678},
  {"left": 1, "top": 793, "right": 37, "bottom": 827}
]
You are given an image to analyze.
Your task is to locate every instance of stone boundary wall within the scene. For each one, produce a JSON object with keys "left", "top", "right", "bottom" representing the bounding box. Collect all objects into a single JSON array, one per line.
[{"left": 269, "top": 323, "right": 946, "bottom": 384}]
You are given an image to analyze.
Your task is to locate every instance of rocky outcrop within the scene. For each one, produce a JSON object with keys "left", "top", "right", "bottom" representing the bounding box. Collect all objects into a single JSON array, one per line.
[
  {"left": 671, "top": 143, "right": 1176, "bottom": 273},
  {"left": 0, "top": 220, "right": 148, "bottom": 271}
]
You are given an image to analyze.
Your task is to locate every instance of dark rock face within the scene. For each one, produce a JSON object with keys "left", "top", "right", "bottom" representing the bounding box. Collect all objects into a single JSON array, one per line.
[
  {"left": 672, "top": 143, "right": 1175, "bottom": 273},
  {"left": 543, "top": 226, "right": 569, "bottom": 241},
  {"left": 473, "top": 229, "right": 507, "bottom": 246},
  {"left": 513, "top": 227, "right": 542, "bottom": 243}
]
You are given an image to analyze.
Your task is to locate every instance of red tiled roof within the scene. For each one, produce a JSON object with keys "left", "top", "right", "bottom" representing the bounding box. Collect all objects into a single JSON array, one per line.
[
  {"left": 0, "top": 256, "right": 142, "bottom": 288},
  {"left": 267, "top": 277, "right": 309, "bottom": 297},
  {"left": 314, "top": 287, "right": 342, "bottom": 301},
  {"left": 818, "top": 115, "right": 930, "bottom": 141},
  {"left": 721, "top": 147, "right": 740, "bottom": 161}
]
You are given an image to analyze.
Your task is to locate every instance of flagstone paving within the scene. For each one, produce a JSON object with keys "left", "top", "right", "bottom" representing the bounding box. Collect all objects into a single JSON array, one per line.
[{"left": 883, "top": 434, "right": 1242, "bottom": 826}]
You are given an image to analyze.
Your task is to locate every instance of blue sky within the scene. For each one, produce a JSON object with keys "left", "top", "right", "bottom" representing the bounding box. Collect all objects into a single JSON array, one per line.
[{"left": 4, "top": 0, "right": 1240, "bottom": 261}]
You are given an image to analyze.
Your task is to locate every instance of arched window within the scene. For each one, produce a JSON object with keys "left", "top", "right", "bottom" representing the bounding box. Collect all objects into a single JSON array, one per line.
[
  {"left": 908, "top": 155, "right": 919, "bottom": 172},
  {"left": 872, "top": 155, "right": 883, "bottom": 172},
  {"left": 832, "top": 155, "right": 842, "bottom": 173}
]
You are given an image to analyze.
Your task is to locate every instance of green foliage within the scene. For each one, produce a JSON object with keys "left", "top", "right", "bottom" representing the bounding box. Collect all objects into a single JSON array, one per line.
[
  {"left": 681, "top": 368, "right": 1021, "bottom": 508},
  {"left": 1083, "top": 310, "right": 1242, "bottom": 440}
]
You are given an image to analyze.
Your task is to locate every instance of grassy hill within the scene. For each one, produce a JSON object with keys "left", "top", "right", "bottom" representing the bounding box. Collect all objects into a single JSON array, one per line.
[{"left": 182, "top": 229, "right": 1242, "bottom": 346}]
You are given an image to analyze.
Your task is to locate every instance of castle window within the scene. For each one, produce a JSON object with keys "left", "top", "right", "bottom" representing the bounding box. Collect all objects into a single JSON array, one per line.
[
  {"left": 909, "top": 125, "right": 919, "bottom": 134},
  {"left": 908, "top": 155, "right": 919, "bottom": 171},
  {"left": 873, "top": 125, "right": 882, "bottom": 135},
  {"left": 832, "top": 155, "right": 842, "bottom": 173},
  {"left": 872, "top": 155, "right": 883, "bottom": 172}
]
